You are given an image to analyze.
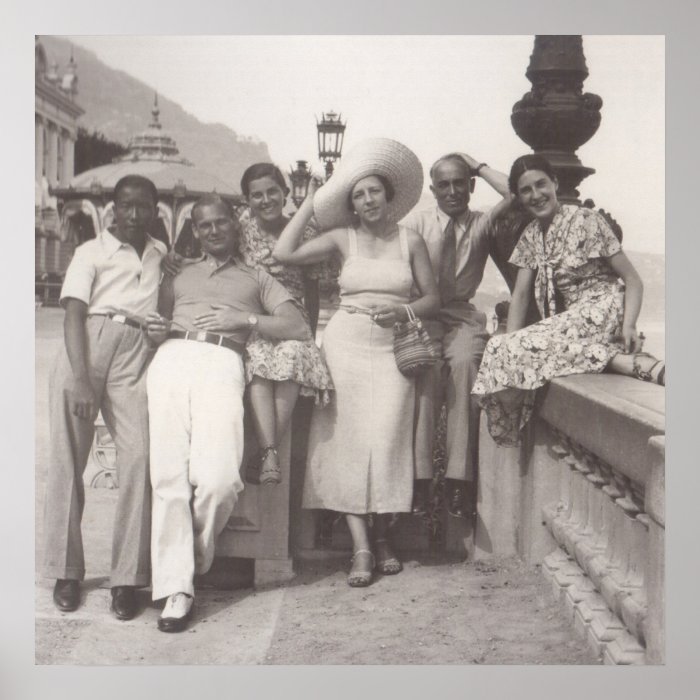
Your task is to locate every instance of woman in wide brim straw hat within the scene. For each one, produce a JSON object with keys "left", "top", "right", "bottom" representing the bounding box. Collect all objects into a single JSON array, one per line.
[{"left": 274, "top": 138, "right": 439, "bottom": 587}]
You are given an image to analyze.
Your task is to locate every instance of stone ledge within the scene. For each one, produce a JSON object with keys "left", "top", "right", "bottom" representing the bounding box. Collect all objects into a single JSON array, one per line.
[
  {"left": 645, "top": 436, "right": 665, "bottom": 527},
  {"left": 538, "top": 374, "right": 665, "bottom": 486}
]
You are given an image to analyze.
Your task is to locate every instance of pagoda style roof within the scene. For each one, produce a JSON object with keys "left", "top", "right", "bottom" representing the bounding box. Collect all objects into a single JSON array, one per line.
[
  {"left": 115, "top": 94, "right": 188, "bottom": 164},
  {"left": 63, "top": 159, "right": 234, "bottom": 198},
  {"left": 55, "top": 94, "right": 237, "bottom": 200}
]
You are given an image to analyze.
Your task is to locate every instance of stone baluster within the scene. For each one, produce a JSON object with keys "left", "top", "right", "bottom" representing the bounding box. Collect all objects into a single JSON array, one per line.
[
  {"left": 558, "top": 447, "right": 600, "bottom": 619},
  {"left": 587, "top": 462, "right": 622, "bottom": 589},
  {"left": 544, "top": 436, "right": 591, "bottom": 607},
  {"left": 542, "top": 439, "right": 568, "bottom": 528},
  {"left": 551, "top": 451, "right": 576, "bottom": 546},
  {"left": 601, "top": 475, "right": 647, "bottom": 642},
  {"left": 589, "top": 474, "right": 643, "bottom": 643},
  {"left": 573, "top": 451, "right": 608, "bottom": 568},
  {"left": 541, "top": 439, "right": 572, "bottom": 589},
  {"left": 561, "top": 446, "right": 592, "bottom": 556}
]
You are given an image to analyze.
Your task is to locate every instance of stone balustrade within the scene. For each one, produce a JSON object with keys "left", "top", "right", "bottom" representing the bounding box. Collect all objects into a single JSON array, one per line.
[{"left": 475, "top": 374, "right": 665, "bottom": 665}]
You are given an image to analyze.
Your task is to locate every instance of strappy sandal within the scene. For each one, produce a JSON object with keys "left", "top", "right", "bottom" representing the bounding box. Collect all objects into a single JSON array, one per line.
[
  {"left": 375, "top": 538, "right": 403, "bottom": 575},
  {"left": 347, "top": 549, "right": 374, "bottom": 587},
  {"left": 259, "top": 446, "right": 281, "bottom": 486},
  {"left": 632, "top": 352, "right": 666, "bottom": 386},
  {"left": 246, "top": 446, "right": 281, "bottom": 486}
]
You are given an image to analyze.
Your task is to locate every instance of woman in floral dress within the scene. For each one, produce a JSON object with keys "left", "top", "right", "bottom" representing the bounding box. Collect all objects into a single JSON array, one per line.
[
  {"left": 472, "top": 154, "right": 665, "bottom": 447},
  {"left": 238, "top": 163, "right": 333, "bottom": 485}
]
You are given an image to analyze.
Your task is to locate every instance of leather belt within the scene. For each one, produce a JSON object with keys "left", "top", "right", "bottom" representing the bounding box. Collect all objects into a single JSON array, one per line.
[
  {"left": 167, "top": 330, "right": 245, "bottom": 355},
  {"left": 89, "top": 312, "right": 144, "bottom": 330},
  {"left": 338, "top": 304, "right": 373, "bottom": 315}
]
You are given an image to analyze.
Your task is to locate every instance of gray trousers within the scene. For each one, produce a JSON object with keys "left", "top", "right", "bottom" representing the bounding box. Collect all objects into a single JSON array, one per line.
[
  {"left": 413, "top": 308, "right": 489, "bottom": 483},
  {"left": 43, "top": 316, "right": 153, "bottom": 586}
]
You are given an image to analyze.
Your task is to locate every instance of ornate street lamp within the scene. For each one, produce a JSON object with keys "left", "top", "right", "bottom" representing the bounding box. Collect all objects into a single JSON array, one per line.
[
  {"left": 288, "top": 160, "right": 312, "bottom": 208},
  {"left": 316, "top": 110, "right": 346, "bottom": 180}
]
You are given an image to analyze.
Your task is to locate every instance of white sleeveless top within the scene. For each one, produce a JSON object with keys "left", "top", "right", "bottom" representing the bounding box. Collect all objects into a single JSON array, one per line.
[{"left": 338, "top": 226, "right": 414, "bottom": 309}]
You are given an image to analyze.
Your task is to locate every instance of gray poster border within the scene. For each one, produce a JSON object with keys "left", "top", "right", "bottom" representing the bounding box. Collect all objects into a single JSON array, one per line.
[{"left": 5, "top": 0, "right": 698, "bottom": 696}]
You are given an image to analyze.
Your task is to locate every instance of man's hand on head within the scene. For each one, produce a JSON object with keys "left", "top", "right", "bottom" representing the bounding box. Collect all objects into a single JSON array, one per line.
[{"left": 456, "top": 152, "right": 479, "bottom": 171}]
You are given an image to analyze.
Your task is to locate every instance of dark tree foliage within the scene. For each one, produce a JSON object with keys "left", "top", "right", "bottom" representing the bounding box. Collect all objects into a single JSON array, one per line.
[{"left": 74, "top": 128, "right": 129, "bottom": 174}]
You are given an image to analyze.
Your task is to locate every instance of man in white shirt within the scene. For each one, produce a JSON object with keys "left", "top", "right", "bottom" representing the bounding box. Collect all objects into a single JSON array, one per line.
[
  {"left": 402, "top": 153, "right": 510, "bottom": 519},
  {"left": 43, "top": 175, "right": 166, "bottom": 620}
]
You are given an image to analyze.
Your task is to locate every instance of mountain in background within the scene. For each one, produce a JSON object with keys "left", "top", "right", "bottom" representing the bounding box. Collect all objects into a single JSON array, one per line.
[
  {"left": 40, "top": 36, "right": 271, "bottom": 191},
  {"left": 37, "top": 37, "right": 663, "bottom": 341}
]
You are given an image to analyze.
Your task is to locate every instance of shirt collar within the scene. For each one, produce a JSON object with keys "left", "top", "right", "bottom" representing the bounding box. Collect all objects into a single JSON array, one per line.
[
  {"left": 436, "top": 206, "right": 470, "bottom": 231},
  {"left": 100, "top": 228, "right": 167, "bottom": 259},
  {"left": 200, "top": 252, "right": 238, "bottom": 272}
]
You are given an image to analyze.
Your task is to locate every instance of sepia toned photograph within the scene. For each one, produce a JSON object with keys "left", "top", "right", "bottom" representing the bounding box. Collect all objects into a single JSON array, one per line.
[{"left": 34, "top": 32, "right": 665, "bottom": 667}]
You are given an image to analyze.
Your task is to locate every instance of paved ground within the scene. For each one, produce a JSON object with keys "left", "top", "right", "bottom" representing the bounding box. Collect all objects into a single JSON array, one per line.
[{"left": 35, "top": 307, "right": 599, "bottom": 665}]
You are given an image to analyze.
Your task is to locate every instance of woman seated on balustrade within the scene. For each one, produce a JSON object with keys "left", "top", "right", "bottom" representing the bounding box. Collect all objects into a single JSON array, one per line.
[
  {"left": 273, "top": 138, "right": 439, "bottom": 587},
  {"left": 472, "top": 154, "right": 665, "bottom": 447},
  {"left": 163, "top": 163, "right": 333, "bottom": 487},
  {"left": 236, "top": 163, "right": 333, "bottom": 486}
]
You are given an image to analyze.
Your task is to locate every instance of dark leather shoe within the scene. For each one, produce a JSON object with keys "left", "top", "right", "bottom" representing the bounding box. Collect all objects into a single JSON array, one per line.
[
  {"left": 446, "top": 480, "right": 473, "bottom": 519},
  {"left": 110, "top": 586, "right": 138, "bottom": 621},
  {"left": 411, "top": 479, "right": 432, "bottom": 515},
  {"left": 53, "top": 579, "right": 80, "bottom": 612}
]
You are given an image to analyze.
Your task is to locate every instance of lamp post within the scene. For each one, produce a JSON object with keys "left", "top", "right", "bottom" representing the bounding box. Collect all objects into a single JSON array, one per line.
[
  {"left": 316, "top": 110, "right": 346, "bottom": 180},
  {"left": 511, "top": 35, "right": 602, "bottom": 203},
  {"left": 288, "top": 160, "right": 312, "bottom": 208}
]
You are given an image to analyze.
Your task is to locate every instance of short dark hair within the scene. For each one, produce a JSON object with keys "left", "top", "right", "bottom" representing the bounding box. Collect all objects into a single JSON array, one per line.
[
  {"left": 240, "top": 162, "right": 290, "bottom": 198},
  {"left": 190, "top": 193, "right": 237, "bottom": 224},
  {"left": 429, "top": 153, "right": 472, "bottom": 181},
  {"left": 113, "top": 175, "right": 158, "bottom": 206},
  {"left": 346, "top": 173, "right": 395, "bottom": 212},
  {"left": 508, "top": 154, "right": 558, "bottom": 194}
]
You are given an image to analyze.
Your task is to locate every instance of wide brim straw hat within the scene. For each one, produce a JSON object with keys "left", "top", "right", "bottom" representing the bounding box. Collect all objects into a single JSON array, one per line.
[{"left": 313, "top": 137, "right": 424, "bottom": 230}]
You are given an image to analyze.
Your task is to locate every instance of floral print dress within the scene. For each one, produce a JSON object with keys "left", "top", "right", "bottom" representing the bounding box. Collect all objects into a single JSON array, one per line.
[
  {"left": 472, "top": 205, "right": 625, "bottom": 446},
  {"left": 238, "top": 209, "right": 333, "bottom": 405}
]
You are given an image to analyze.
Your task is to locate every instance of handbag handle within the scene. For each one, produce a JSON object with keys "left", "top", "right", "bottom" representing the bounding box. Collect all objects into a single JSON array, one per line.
[{"left": 403, "top": 304, "right": 417, "bottom": 323}]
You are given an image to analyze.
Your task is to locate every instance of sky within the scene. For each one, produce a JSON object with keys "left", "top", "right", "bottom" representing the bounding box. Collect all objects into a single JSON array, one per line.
[{"left": 68, "top": 35, "right": 664, "bottom": 254}]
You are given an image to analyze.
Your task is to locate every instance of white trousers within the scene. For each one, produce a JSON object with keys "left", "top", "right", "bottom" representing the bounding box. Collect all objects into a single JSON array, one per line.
[{"left": 147, "top": 339, "right": 245, "bottom": 600}]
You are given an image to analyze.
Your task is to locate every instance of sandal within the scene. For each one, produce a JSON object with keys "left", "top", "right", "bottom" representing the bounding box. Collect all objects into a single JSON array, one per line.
[
  {"left": 259, "top": 446, "right": 281, "bottom": 486},
  {"left": 246, "top": 446, "right": 281, "bottom": 486},
  {"left": 375, "top": 538, "right": 403, "bottom": 575},
  {"left": 632, "top": 352, "right": 665, "bottom": 386},
  {"left": 347, "top": 549, "right": 374, "bottom": 587}
]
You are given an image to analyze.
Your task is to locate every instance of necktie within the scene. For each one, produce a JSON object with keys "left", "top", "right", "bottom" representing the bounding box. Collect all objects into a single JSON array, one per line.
[{"left": 439, "top": 217, "right": 457, "bottom": 306}]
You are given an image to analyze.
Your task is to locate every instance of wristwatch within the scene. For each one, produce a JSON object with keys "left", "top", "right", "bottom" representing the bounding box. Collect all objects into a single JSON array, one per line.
[
  {"left": 474, "top": 162, "right": 488, "bottom": 176},
  {"left": 247, "top": 314, "right": 259, "bottom": 328}
]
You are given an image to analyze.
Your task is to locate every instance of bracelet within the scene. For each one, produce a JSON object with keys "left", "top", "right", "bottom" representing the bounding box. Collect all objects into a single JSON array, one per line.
[{"left": 474, "top": 162, "right": 488, "bottom": 176}]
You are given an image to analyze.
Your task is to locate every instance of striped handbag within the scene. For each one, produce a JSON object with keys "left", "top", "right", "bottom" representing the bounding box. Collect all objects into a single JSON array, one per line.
[{"left": 393, "top": 305, "right": 440, "bottom": 377}]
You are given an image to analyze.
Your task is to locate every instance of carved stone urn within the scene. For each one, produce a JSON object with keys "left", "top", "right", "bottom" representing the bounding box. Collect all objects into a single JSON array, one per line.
[{"left": 511, "top": 35, "right": 603, "bottom": 202}]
